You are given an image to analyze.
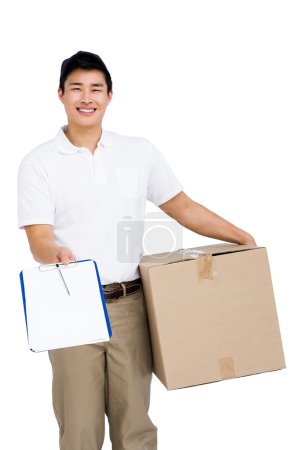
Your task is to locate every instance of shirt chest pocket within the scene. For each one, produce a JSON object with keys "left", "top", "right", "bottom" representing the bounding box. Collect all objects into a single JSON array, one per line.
[{"left": 116, "top": 167, "right": 144, "bottom": 199}]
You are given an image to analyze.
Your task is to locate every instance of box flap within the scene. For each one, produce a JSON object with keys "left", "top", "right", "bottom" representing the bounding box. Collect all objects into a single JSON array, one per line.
[{"left": 139, "top": 243, "right": 262, "bottom": 269}]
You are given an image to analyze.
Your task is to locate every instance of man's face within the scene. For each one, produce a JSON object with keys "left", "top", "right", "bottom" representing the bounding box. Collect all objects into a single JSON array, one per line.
[{"left": 58, "top": 69, "right": 113, "bottom": 128}]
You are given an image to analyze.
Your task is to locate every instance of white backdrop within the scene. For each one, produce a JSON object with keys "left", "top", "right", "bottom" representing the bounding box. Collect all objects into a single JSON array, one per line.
[{"left": 1, "top": 1, "right": 299, "bottom": 449}]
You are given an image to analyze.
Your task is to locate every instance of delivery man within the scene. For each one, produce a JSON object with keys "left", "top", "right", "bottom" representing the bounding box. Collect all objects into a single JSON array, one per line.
[{"left": 17, "top": 50, "right": 256, "bottom": 450}]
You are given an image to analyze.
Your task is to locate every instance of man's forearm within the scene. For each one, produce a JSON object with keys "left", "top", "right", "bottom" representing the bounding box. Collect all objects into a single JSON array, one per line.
[
  {"left": 176, "top": 200, "right": 255, "bottom": 245},
  {"left": 25, "top": 225, "right": 76, "bottom": 265},
  {"left": 29, "top": 237, "right": 62, "bottom": 264}
]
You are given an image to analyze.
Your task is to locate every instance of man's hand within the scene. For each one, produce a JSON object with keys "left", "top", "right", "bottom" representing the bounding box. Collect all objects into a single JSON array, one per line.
[
  {"left": 53, "top": 247, "right": 77, "bottom": 265},
  {"left": 25, "top": 224, "right": 76, "bottom": 265},
  {"left": 239, "top": 233, "right": 257, "bottom": 246},
  {"left": 159, "top": 191, "right": 257, "bottom": 246}
]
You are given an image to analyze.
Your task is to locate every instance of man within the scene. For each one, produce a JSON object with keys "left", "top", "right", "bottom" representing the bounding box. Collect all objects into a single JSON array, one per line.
[{"left": 18, "top": 51, "right": 256, "bottom": 450}]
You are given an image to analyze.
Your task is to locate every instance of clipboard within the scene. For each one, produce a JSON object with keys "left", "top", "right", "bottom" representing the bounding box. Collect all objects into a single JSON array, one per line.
[{"left": 19, "top": 259, "right": 112, "bottom": 352}]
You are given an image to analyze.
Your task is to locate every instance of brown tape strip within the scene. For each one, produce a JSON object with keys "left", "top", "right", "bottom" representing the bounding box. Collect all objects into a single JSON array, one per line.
[
  {"left": 219, "top": 356, "right": 236, "bottom": 380},
  {"left": 196, "top": 253, "right": 213, "bottom": 280}
]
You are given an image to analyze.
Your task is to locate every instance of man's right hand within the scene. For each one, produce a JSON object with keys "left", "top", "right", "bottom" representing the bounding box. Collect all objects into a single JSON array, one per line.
[
  {"left": 53, "top": 247, "right": 77, "bottom": 265},
  {"left": 24, "top": 224, "right": 76, "bottom": 265}
]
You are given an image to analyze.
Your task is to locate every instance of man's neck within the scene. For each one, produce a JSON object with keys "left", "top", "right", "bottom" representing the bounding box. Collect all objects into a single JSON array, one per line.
[{"left": 64, "top": 124, "right": 102, "bottom": 153}]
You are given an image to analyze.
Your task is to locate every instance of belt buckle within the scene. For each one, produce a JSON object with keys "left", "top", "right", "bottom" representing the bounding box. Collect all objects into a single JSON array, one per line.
[{"left": 103, "top": 279, "right": 140, "bottom": 303}]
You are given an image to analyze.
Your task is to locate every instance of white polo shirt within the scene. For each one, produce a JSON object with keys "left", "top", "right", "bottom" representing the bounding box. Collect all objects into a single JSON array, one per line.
[{"left": 18, "top": 126, "right": 183, "bottom": 284}]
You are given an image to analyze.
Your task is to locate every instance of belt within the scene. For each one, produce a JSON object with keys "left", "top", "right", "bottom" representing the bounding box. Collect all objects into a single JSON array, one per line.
[{"left": 102, "top": 278, "right": 142, "bottom": 302}]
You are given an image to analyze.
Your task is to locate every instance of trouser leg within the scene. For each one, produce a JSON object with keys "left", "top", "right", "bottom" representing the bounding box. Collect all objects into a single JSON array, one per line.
[
  {"left": 105, "top": 289, "right": 157, "bottom": 450},
  {"left": 48, "top": 343, "right": 106, "bottom": 450}
]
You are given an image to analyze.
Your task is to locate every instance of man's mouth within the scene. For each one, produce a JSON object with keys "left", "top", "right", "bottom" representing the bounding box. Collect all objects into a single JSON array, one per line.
[{"left": 76, "top": 107, "right": 97, "bottom": 116}]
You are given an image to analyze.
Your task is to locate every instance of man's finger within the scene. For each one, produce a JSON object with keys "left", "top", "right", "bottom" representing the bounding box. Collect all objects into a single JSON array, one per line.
[{"left": 60, "top": 255, "right": 71, "bottom": 265}]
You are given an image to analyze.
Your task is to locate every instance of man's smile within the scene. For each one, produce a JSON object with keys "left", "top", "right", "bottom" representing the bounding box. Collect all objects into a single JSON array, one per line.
[{"left": 76, "top": 107, "right": 97, "bottom": 116}]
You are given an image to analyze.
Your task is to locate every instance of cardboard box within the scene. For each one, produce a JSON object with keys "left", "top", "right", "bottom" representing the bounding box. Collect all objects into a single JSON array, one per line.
[{"left": 139, "top": 244, "right": 286, "bottom": 390}]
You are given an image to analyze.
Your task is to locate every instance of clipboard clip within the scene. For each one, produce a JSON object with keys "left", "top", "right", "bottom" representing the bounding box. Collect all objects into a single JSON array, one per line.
[
  {"left": 39, "top": 261, "right": 77, "bottom": 296},
  {"left": 39, "top": 261, "right": 78, "bottom": 272}
]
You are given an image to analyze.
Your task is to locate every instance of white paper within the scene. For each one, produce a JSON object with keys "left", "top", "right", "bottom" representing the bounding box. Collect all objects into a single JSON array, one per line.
[{"left": 21, "top": 260, "right": 111, "bottom": 352}]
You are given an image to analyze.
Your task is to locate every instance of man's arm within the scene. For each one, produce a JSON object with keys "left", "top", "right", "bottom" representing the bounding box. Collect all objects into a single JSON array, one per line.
[
  {"left": 159, "top": 191, "right": 256, "bottom": 246},
  {"left": 25, "top": 224, "right": 76, "bottom": 265}
]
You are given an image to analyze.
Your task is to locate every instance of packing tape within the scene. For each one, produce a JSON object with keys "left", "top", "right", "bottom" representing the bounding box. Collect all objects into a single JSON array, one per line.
[
  {"left": 219, "top": 356, "right": 236, "bottom": 380},
  {"left": 176, "top": 248, "right": 206, "bottom": 259},
  {"left": 176, "top": 249, "right": 213, "bottom": 281},
  {"left": 196, "top": 253, "right": 213, "bottom": 281}
]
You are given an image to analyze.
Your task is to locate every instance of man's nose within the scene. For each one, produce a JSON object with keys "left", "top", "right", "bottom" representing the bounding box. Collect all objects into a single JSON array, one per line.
[{"left": 80, "top": 90, "right": 92, "bottom": 103}]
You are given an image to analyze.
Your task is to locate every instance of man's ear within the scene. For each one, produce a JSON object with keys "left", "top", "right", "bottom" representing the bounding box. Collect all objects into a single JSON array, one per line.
[
  {"left": 107, "top": 90, "right": 113, "bottom": 104},
  {"left": 58, "top": 88, "right": 64, "bottom": 103}
]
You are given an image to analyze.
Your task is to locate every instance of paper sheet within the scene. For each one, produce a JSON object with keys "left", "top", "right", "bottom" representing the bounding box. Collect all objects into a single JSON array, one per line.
[{"left": 20, "top": 260, "right": 111, "bottom": 352}]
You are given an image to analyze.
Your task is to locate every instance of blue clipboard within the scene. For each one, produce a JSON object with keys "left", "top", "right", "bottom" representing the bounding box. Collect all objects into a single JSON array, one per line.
[{"left": 19, "top": 259, "right": 112, "bottom": 352}]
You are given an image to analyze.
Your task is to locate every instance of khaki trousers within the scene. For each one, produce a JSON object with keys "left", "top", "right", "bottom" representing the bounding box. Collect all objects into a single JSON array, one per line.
[{"left": 48, "top": 288, "right": 157, "bottom": 450}]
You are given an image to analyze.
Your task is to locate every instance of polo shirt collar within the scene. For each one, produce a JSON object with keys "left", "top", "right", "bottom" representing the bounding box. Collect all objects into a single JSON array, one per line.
[{"left": 55, "top": 125, "right": 114, "bottom": 155}]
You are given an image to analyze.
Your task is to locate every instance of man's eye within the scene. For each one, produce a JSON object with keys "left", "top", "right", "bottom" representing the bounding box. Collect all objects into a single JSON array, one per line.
[
  {"left": 71, "top": 88, "right": 80, "bottom": 91},
  {"left": 93, "top": 89, "right": 102, "bottom": 92}
]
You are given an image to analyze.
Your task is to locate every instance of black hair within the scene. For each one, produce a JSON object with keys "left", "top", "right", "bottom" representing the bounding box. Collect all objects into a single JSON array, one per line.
[{"left": 59, "top": 51, "right": 113, "bottom": 94}]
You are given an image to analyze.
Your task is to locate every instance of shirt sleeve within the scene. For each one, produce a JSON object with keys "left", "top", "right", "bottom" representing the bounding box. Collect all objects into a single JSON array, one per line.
[
  {"left": 17, "top": 160, "right": 55, "bottom": 229},
  {"left": 147, "top": 141, "right": 183, "bottom": 206}
]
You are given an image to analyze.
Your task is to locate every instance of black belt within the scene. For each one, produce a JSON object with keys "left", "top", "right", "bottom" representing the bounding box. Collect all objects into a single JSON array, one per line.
[{"left": 102, "top": 278, "right": 142, "bottom": 302}]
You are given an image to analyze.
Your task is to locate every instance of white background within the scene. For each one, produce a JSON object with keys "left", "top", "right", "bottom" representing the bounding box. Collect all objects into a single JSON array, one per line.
[{"left": 1, "top": 1, "right": 299, "bottom": 449}]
